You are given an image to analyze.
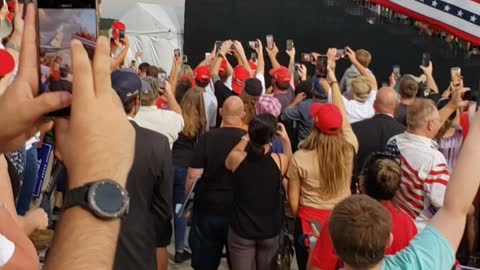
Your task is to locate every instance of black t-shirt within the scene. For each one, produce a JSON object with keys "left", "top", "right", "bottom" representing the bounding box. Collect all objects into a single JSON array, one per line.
[
  {"left": 172, "top": 133, "right": 197, "bottom": 168},
  {"left": 190, "top": 127, "right": 246, "bottom": 216},
  {"left": 214, "top": 80, "right": 236, "bottom": 128},
  {"left": 231, "top": 154, "right": 283, "bottom": 240},
  {"left": 394, "top": 103, "right": 408, "bottom": 126}
]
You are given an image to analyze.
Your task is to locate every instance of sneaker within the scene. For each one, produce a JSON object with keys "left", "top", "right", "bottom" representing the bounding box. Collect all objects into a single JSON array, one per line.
[{"left": 174, "top": 250, "right": 191, "bottom": 263}]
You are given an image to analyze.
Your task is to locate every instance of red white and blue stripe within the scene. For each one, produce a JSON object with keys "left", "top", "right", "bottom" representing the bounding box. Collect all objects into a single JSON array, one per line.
[{"left": 370, "top": 0, "right": 480, "bottom": 45}]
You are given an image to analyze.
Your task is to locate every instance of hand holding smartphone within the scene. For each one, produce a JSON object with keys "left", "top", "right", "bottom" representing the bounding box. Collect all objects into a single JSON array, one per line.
[
  {"left": 174, "top": 49, "right": 181, "bottom": 60},
  {"left": 215, "top": 41, "right": 222, "bottom": 53},
  {"left": 421, "top": 53, "right": 431, "bottom": 67},
  {"left": 266, "top": 35, "right": 274, "bottom": 50},
  {"left": 301, "top": 53, "right": 312, "bottom": 63},
  {"left": 37, "top": 0, "right": 98, "bottom": 116},
  {"left": 315, "top": 56, "right": 328, "bottom": 78},
  {"left": 286, "top": 39, "right": 294, "bottom": 51},
  {"left": 393, "top": 65, "right": 401, "bottom": 80}
]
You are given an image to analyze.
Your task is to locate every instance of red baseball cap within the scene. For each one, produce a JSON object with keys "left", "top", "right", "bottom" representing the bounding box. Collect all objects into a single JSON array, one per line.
[
  {"left": 0, "top": 49, "right": 15, "bottom": 77},
  {"left": 112, "top": 21, "right": 126, "bottom": 40},
  {"left": 310, "top": 103, "right": 343, "bottom": 135},
  {"left": 219, "top": 59, "right": 228, "bottom": 74},
  {"left": 194, "top": 66, "right": 211, "bottom": 84},
  {"left": 269, "top": 66, "right": 291, "bottom": 87},
  {"left": 232, "top": 66, "right": 250, "bottom": 94},
  {"left": 179, "top": 75, "right": 196, "bottom": 87}
]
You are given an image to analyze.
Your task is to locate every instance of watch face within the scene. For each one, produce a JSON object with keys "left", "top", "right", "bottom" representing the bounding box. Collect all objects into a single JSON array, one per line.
[{"left": 88, "top": 181, "right": 129, "bottom": 218}]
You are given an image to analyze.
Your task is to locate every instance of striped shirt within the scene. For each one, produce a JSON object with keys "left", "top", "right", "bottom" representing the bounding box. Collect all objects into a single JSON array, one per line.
[
  {"left": 436, "top": 127, "right": 463, "bottom": 170},
  {"left": 385, "top": 132, "right": 450, "bottom": 232}
]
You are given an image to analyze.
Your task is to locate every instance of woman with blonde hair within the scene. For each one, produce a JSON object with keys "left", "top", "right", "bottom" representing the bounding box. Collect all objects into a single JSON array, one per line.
[
  {"left": 239, "top": 78, "right": 263, "bottom": 128},
  {"left": 287, "top": 50, "right": 358, "bottom": 270},
  {"left": 171, "top": 87, "right": 207, "bottom": 263}
]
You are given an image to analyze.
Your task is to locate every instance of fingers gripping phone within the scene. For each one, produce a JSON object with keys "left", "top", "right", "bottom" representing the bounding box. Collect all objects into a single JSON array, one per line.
[
  {"left": 36, "top": 0, "right": 99, "bottom": 117},
  {"left": 421, "top": 53, "right": 430, "bottom": 67},
  {"left": 174, "top": 48, "right": 181, "bottom": 59},
  {"left": 215, "top": 41, "right": 222, "bottom": 53},
  {"left": 286, "top": 39, "right": 294, "bottom": 51}
]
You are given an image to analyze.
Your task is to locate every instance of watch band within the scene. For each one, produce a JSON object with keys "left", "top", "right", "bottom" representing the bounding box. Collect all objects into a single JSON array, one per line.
[
  {"left": 63, "top": 184, "right": 91, "bottom": 210},
  {"left": 5, "top": 41, "right": 20, "bottom": 52}
]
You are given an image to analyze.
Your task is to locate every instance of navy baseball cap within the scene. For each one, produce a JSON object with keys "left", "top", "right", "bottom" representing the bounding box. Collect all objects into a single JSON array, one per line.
[{"left": 111, "top": 70, "right": 142, "bottom": 103}]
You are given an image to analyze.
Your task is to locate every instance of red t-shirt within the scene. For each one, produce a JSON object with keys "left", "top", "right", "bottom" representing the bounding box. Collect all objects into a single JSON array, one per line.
[
  {"left": 460, "top": 112, "right": 470, "bottom": 142},
  {"left": 310, "top": 201, "right": 417, "bottom": 270}
]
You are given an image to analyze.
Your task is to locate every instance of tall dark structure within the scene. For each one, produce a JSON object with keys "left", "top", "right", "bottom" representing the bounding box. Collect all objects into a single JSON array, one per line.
[{"left": 184, "top": 0, "right": 480, "bottom": 90}]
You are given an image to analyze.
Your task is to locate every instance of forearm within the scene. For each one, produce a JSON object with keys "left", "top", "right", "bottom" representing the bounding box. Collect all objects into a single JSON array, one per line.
[
  {"left": 331, "top": 83, "right": 351, "bottom": 130},
  {"left": 210, "top": 56, "right": 222, "bottom": 77},
  {"left": 269, "top": 55, "right": 281, "bottom": 70},
  {"left": 44, "top": 208, "right": 120, "bottom": 270},
  {"left": 425, "top": 73, "right": 439, "bottom": 93},
  {"left": 352, "top": 61, "right": 377, "bottom": 89},
  {"left": 257, "top": 52, "right": 265, "bottom": 75},
  {"left": 0, "top": 211, "right": 39, "bottom": 270},
  {"left": 281, "top": 139, "right": 292, "bottom": 157},
  {"left": 439, "top": 103, "right": 457, "bottom": 127},
  {"left": 430, "top": 121, "right": 480, "bottom": 250},
  {"left": 166, "top": 92, "right": 182, "bottom": 115},
  {"left": 185, "top": 169, "right": 202, "bottom": 195},
  {"left": 288, "top": 56, "right": 295, "bottom": 75}
]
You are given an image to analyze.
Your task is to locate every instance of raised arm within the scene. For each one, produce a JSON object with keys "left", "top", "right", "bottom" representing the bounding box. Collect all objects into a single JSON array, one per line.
[
  {"left": 286, "top": 46, "right": 296, "bottom": 75},
  {"left": 164, "top": 81, "right": 182, "bottom": 115},
  {"left": 253, "top": 39, "right": 265, "bottom": 75},
  {"left": 419, "top": 61, "right": 439, "bottom": 93},
  {"left": 429, "top": 110, "right": 480, "bottom": 252},
  {"left": 169, "top": 55, "right": 182, "bottom": 93},
  {"left": 266, "top": 43, "right": 281, "bottom": 70},
  {"left": 438, "top": 85, "right": 467, "bottom": 128},
  {"left": 327, "top": 49, "right": 352, "bottom": 131},
  {"left": 232, "top": 41, "right": 252, "bottom": 76},
  {"left": 345, "top": 47, "right": 378, "bottom": 90},
  {"left": 211, "top": 40, "right": 232, "bottom": 82},
  {"left": 110, "top": 37, "right": 130, "bottom": 70}
]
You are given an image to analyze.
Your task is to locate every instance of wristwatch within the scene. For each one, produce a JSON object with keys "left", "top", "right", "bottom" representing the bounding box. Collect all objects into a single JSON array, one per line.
[{"left": 63, "top": 180, "right": 130, "bottom": 220}]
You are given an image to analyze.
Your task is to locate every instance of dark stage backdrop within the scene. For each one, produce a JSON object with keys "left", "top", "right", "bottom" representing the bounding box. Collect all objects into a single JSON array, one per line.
[{"left": 184, "top": 0, "right": 480, "bottom": 90}]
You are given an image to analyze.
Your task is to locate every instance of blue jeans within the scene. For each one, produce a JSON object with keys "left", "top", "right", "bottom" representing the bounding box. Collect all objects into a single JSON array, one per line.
[
  {"left": 173, "top": 166, "right": 188, "bottom": 253},
  {"left": 189, "top": 213, "right": 230, "bottom": 270},
  {"left": 16, "top": 143, "right": 38, "bottom": 215}
]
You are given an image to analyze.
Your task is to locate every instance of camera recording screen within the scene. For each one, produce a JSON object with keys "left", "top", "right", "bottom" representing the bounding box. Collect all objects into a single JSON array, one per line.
[{"left": 38, "top": 3, "right": 97, "bottom": 95}]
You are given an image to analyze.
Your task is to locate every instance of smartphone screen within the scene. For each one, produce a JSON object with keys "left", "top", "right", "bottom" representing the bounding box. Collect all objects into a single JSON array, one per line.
[
  {"left": 316, "top": 56, "right": 328, "bottom": 78},
  {"left": 158, "top": 72, "right": 167, "bottom": 89},
  {"left": 266, "top": 35, "right": 274, "bottom": 50},
  {"left": 182, "top": 55, "right": 188, "bottom": 63},
  {"left": 286, "top": 39, "right": 294, "bottom": 51},
  {"left": 301, "top": 53, "right": 312, "bottom": 63},
  {"left": 309, "top": 220, "right": 322, "bottom": 232},
  {"left": 37, "top": 0, "right": 98, "bottom": 116},
  {"left": 119, "top": 29, "right": 125, "bottom": 40},
  {"left": 336, "top": 49, "right": 346, "bottom": 59},
  {"left": 215, "top": 41, "right": 222, "bottom": 53},
  {"left": 393, "top": 65, "right": 401, "bottom": 79},
  {"left": 250, "top": 52, "right": 257, "bottom": 62},
  {"left": 421, "top": 53, "right": 431, "bottom": 67},
  {"left": 174, "top": 49, "right": 181, "bottom": 59}
]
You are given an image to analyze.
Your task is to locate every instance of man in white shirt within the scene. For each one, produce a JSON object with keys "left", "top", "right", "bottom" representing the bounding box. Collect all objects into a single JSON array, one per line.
[{"left": 134, "top": 76, "right": 184, "bottom": 148}]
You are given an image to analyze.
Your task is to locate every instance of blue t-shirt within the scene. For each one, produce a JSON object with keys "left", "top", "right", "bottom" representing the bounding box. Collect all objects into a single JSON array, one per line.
[{"left": 382, "top": 226, "right": 455, "bottom": 270}]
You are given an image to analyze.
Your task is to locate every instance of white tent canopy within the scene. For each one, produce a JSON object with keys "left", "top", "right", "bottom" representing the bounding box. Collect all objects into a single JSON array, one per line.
[{"left": 102, "top": 0, "right": 185, "bottom": 71}]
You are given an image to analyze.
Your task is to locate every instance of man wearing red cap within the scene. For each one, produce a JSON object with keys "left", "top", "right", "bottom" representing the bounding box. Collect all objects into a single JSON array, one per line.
[
  {"left": 194, "top": 65, "right": 219, "bottom": 129},
  {"left": 270, "top": 66, "right": 294, "bottom": 111}
]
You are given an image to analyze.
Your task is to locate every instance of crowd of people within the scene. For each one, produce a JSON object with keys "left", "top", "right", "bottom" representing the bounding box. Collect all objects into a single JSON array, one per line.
[{"left": 1, "top": 1, "right": 480, "bottom": 270}]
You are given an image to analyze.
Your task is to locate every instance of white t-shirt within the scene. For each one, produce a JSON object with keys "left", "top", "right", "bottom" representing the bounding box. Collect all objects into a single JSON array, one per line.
[
  {"left": 133, "top": 106, "right": 185, "bottom": 148},
  {"left": 0, "top": 234, "right": 15, "bottom": 268},
  {"left": 328, "top": 89, "right": 377, "bottom": 124}
]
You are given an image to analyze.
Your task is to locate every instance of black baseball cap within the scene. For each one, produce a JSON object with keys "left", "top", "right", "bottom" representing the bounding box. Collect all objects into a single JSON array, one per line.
[
  {"left": 111, "top": 70, "right": 141, "bottom": 103},
  {"left": 244, "top": 78, "right": 263, "bottom": 97}
]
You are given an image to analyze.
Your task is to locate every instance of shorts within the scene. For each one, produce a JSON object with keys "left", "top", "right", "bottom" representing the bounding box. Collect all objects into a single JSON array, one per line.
[{"left": 157, "top": 220, "right": 173, "bottom": 248}]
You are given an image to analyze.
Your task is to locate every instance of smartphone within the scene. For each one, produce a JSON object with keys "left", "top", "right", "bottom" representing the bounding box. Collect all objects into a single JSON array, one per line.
[
  {"left": 309, "top": 220, "right": 322, "bottom": 232},
  {"left": 286, "top": 39, "right": 294, "bottom": 51},
  {"left": 37, "top": 0, "right": 98, "bottom": 116},
  {"left": 182, "top": 55, "right": 188, "bottom": 63},
  {"left": 295, "top": 63, "right": 301, "bottom": 71},
  {"left": 393, "top": 65, "right": 401, "bottom": 80},
  {"left": 158, "top": 72, "right": 167, "bottom": 89},
  {"left": 249, "top": 41, "right": 259, "bottom": 48},
  {"left": 451, "top": 67, "right": 462, "bottom": 86},
  {"left": 205, "top": 52, "right": 211, "bottom": 60},
  {"left": 250, "top": 52, "right": 257, "bottom": 62},
  {"left": 266, "top": 34, "right": 274, "bottom": 50},
  {"left": 230, "top": 43, "right": 236, "bottom": 50},
  {"left": 119, "top": 29, "right": 125, "bottom": 40},
  {"left": 215, "top": 41, "right": 222, "bottom": 53},
  {"left": 130, "top": 59, "right": 136, "bottom": 68},
  {"left": 315, "top": 55, "right": 328, "bottom": 78},
  {"left": 301, "top": 53, "right": 312, "bottom": 63},
  {"left": 174, "top": 49, "right": 181, "bottom": 59},
  {"left": 336, "top": 49, "right": 346, "bottom": 59},
  {"left": 421, "top": 53, "right": 431, "bottom": 67}
]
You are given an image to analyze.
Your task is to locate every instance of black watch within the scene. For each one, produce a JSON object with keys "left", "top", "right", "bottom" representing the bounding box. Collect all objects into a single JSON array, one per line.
[{"left": 63, "top": 180, "right": 130, "bottom": 220}]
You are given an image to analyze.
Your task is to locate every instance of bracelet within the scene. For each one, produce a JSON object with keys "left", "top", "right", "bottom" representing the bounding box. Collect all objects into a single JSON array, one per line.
[
  {"left": 329, "top": 81, "right": 338, "bottom": 86},
  {"left": 5, "top": 41, "right": 20, "bottom": 52}
]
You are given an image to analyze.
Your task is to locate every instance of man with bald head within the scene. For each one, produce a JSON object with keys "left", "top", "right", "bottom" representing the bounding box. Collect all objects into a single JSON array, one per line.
[
  {"left": 185, "top": 96, "right": 246, "bottom": 270},
  {"left": 352, "top": 87, "right": 406, "bottom": 177}
]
